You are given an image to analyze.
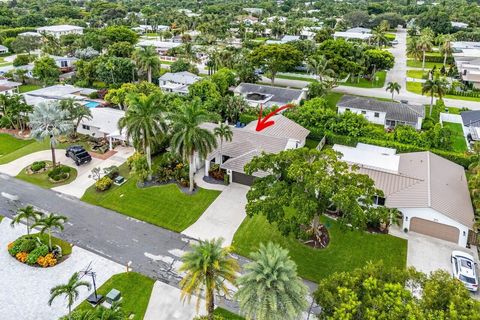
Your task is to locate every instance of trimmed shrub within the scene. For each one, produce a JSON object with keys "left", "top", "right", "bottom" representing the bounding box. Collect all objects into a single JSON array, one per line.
[
  {"left": 31, "top": 161, "right": 46, "bottom": 172},
  {"left": 26, "top": 244, "right": 48, "bottom": 265},
  {"left": 239, "top": 113, "right": 257, "bottom": 125},
  {"left": 105, "top": 165, "right": 119, "bottom": 179},
  {"left": 48, "top": 165, "right": 70, "bottom": 181},
  {"left": 13, "top": 54, "right": 31, "bottom": 67},
  {"left": 18, "top": 238, "right": 38, "bottom": 253},
  {"left": 95, "top": 176, "right": 113, "bottom": 191}
]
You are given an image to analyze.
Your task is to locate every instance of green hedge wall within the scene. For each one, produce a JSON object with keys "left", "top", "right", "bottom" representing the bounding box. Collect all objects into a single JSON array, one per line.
[{"left": 0, "top": 27, "right": 36, "bottom": 41}]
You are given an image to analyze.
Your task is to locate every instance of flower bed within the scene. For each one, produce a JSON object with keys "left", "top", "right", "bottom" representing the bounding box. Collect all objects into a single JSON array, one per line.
[
  {"left": 47, "top": 165, "right": 72, "bottom": 183},
  {"left": 7, "top": 233, "right": 70, "bottom": 268}
]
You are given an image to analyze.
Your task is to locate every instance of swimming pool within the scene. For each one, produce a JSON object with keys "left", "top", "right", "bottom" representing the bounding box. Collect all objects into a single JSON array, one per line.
[{"left": 84, "top": 101, "right": 100, "bottom": 108}]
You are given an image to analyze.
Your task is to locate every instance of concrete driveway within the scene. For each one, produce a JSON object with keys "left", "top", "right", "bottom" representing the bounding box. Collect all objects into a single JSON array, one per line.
[
  {"left": 0, "top": 147, "right": 134, "bottom": 198},
  {"left": 182, "top": 183, "right": 248, "bottom": 246}
]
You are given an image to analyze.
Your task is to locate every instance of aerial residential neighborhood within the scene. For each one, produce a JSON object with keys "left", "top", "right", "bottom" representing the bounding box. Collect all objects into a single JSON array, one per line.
[{"left": 2, "top": 0, "right": 480, "bottom": 319}]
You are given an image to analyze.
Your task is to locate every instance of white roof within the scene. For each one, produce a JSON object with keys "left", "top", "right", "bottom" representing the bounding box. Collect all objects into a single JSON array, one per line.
[
  {"left": 451, "top": 21, "right": 468, "bottom": 28},
  {"left": 334, "top": 32, "right": 372, "bottom": 40},
  {"left": 333, "top": 143, "right": 400, "bottom": 174},
  {"left": 80, "top": 108, "right": 125, "bottom": 136},
  {"left": 159, "top": 71, "right": 200, "bottom": 85},
  {"left": 18, "top": 32, "right": 42, "bottom": 37},
  {"left": 137, "top": 40, "right": 182, "bottom": 49},
  {"left": 346, "top": 27, "right": 371, "bottom": 34},
  {"left": 452, "top": 42, "right": 480, "bottom": 50},
  {"left": 37, "top": 25, "right": 83, "bottom": 32}
]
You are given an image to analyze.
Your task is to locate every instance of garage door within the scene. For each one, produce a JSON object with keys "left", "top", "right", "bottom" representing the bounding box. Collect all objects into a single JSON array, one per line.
[
  {"left": 410, "top": 217, "right": 459, "bottom": 243},
  {"left": 232, "top": 172, "right": 255, "bottom": 186}
]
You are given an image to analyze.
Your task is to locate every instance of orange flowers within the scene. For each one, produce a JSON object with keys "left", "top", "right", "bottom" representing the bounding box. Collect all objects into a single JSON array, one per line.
[
  {"left": 37, "top": 254, "right": 57, "bottom": 268},
  {"left": 15, "top": 252, "right": 28, "bottom": 263}
]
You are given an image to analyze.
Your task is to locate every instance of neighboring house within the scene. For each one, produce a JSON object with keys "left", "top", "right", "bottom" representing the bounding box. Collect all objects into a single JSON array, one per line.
[
  {"left": 241, "top": 16, "right": 259, "bottom": 25},
  {"left": 158, "top": 71, "right": 201, "bottom": 95},
  {"left": 36, "top": 25, "right": 83, "bottom": 38},
  {"left": 0, "top": 79, "right": 21, "bottom": 95},
  {"left": 333, "top": 143, "right": 475, "bottom": 247},
  {"left": 337, "top": 95, "right": 424, "bottom": 130},
  {"left": 452, "top": 41, "right": 480, "bottom": 88},
  {"left": 333, "top": 28, "right": 372, "bottom": 41},
  {"left": 137, "top": 40, "right": 182, "bottom": 55},
  {"left": 461, "top": 110, "right": 480, "bottom": 141},
  {"left": 0, "top": 45, "right": 9, "bottom": 54},
  {"left": 452, "top": 21, "right": 469, "bottom": 29},
  {"left": 18, "top": 31, "right": 42, "bottom": 38},
  {"left": 346, "top": 27, "right": 372, "bottom": 34},
  {"left": 233, "top": 83, "right": 307, "bottom": 108},
  {"left": 22, "top": 84, "right": 98, "bottom": 107},
  {"left": 243, "top": 7, "right": 263, "bottom": 15},
  {"left": 265, "top": 16, "right": 287, "bottom": 23},
  {"left": 132, "top": 25, "right": 169, "bottom": 34},
  {"left": 50, "top": 55, "right": 78, "bottom": 72},
  {"left": 199, "top": 115, "right": 309, "bottom": 185},
  {"left": 77, "top": 108, "right": 127, "bottom": 150},
  {"left": 266, "top": 35, "right": 300, "bottom": 44}
]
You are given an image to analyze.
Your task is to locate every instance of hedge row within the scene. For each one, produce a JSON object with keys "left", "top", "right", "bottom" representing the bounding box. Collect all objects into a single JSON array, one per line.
[
  {"left": 310, "top": 131, "right": 476, "bottom": 168},
  {"left": 447, "top": 89, "right": 480, "bottom": 98},
  {"left": 424, "top": 55, "right": 453, "bottom": 64},
  {"left": 0, "top": 27, "right": 36, "bottom": 41}
]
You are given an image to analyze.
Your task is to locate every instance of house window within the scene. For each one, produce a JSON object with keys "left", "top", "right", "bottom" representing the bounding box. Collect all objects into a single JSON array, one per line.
[
  {"left": 361, "top": 110, "right": 366, "bottom": 115},
  {"left": 373, "top": 196, "right": 386, "bottom": 206},
  {"left": 374, "top": 112, "right": 380, "bottom": 118},
  {"left": 60, "top": 60, "right": 68, "bottom": 68},
  {"left": 345, "top": 108, "right": 350, "bottom": 112},
  {"left": 82, "top": 124, "right": 90, "bottom": 130}
]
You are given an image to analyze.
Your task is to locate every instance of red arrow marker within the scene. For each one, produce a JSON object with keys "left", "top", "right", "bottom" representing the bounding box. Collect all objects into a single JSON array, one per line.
[{"left": 255, "top": 104, "right": 294, "bottom": 132}]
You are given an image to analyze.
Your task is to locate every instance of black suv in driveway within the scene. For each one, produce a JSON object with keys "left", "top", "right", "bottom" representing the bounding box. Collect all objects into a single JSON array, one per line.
[{"left": 65, "top": 145, "right": 92, "bottom": 166}]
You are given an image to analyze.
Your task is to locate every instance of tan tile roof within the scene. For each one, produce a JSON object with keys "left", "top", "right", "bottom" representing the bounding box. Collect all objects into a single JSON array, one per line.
[{"left": 243, "top": 115, "right": 310, "bottom": 142}]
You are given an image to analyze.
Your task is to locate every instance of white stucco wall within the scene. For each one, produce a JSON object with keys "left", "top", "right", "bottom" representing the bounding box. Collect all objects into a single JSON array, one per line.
[
  {"left": 77, "top": 124, "right": 104, "bottom": 139},
  {"left": 399, "top": 207, "right": 470, "bottom": 247},
  {"left": 338, "top": 106, "right": 386, "bottom": 126}
]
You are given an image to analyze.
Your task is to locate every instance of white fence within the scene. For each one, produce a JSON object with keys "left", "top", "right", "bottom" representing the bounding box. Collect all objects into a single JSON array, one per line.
[{"left": 439, "top": 113, "right": 471, "bottom": 151}]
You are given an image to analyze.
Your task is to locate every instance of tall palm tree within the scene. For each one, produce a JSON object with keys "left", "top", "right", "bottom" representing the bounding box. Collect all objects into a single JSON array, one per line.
[
  {"left": 133, "top": 46, "right": 161, "bottom": 83},
  {"left": 418, "top": 32, "right": 433, "bottom": 71},
  {"left": 213, "top": 123, "right": 233, "bottom": 169},
  {"left": 170, "top": 100, "right": 217, "bottom": 193},
  {"left": 407, "top": 36, "right": 422, "bottom": 62},
  {"left": 32, "top": 212, "right": 67, "bottom": 251},
  {"left": 372, "top": 26, "right": 388, "bottom": 48},
  {"left": 29, "top": 102, "right": 73, "bottom": 168},
  {"left": 422, "top": 77, "right": 449, "bottom": 116},
  {"left": 10, "top": 205, "right": 42, "bottom": 235},
  {"left": 437, "top": 34, "right": 455, "bottom": 67},
  {"left": 119, "top": 93, "right": 167, "bottom": 180},
  {"left": 235, "top": 242, "right": 309, "bottom": 320},
  {"left": 59, "top": 99, "right": 92, "bottom": 138},
  {"left": 386, "top": 81, "right": 401, "bottom": 101},
  {"left": 306, "top": 55, "right": 334, "bottom": 82},
  {"left": 49, "top": 272, "right": 91, "bottom": 319},
  {"left": 179, "top": 238, "right": 239, "bottom": 320}
]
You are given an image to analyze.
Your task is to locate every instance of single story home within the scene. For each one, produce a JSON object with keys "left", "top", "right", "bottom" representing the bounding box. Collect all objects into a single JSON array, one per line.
[
  {"left": 452, "top": 21, "right": 469, "bottom": 29},
  {"left": 461, "top": 110, "right": 480, "bottom": 141},
  {"left": 158, "top": 71, "right": 201, "bottom": 95},
  {"left": 337, "top": 95, "right": 425, "bottom": 130},
  {"left": 334, "top": 29, "right": 372, "bottom": 41},
  {"left": 199, "top": 115, "right": 310, "bottom": 185},
  {"left": 132, "top": 25, "right": 170, "bottom": 34},
  {"left": 0, "top": 79, "right": 21, "bottom": 95},
  {"left": 333, "top": 143, "right": 475, "bottom": 247},
  {"left": 137, "top": 40, "right": 182, "bottom": 55},
  {"left": 0, "top": 45, "right": 8, "bottom": 54},
  {"left": 266, "top": 35, "right": 300, "bottom": 44},
  {"left": 77, "top": 108, "right": 127, "bottom": 150},
  {"left": 50, "top": 55, "right": 78, "bottom": 71},
  {"left": 36, "top": 25, "right": 83, "bottom": 38},
  {"left": 22, "top": 84, "right": 97, "bottom": 107},
  {"left": 233, "top": 83, "right": 307, "bottom": 108}
]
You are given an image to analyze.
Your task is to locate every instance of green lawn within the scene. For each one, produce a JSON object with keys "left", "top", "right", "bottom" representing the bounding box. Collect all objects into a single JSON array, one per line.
[
  {"left": 0, "top": 134, "right": 34, "bottom": 158},
  {"left": 443, "top": 122, "right": 468, "bottom": 153},
  {"left": 276, "top": 74, "right": 315, "bottom": 82},
  {"left": 81, "top": 165, "right": 220, "bottom": 232},
  {"left": 343, "top": 71, "right": 386, "bottom": 88},
  {"left": 407, "top": 70, "right": 427, "bottom": 79},
  {"left": 305, "top": 139, "right": 320, "bottom": 149},
  {"left": 75, "top": 272, "right": 154, "bottom": 320},
  {"left": 407, "top": 60, "right": 444, "bottom": 69},
  {"left": 16, "top": 163, "right": 78, "bottom": 189},
  {"left": 232, "top": 215, "right": 407, "bottom": 283},
  {"left": 160, "top": 60, "right": 174, "bottom": 65},
  {"left": 19, "top": 84, "right": 41, "bottom": 93},
  {"left": 214, "top": 308, "right": 245, "bottom": 319},
  {"left": 407, "top": 81, "right": 480, "bottom": 102}
]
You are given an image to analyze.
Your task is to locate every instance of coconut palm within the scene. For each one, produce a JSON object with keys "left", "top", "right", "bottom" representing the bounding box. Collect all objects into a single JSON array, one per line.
[
  {"left": 133, "top": 46, "right": 161, "bottom": 83},
  {"left": 59, "top": 98, "right": 92, "bottom": 138},
  {"left": 407, "top": 36, "right": 422, "bottom": 62},
  {"left": 49, "top": 272, "right": 91, "bottom": 319},
  {"left": 372, "top": 26, "right": 388, "bottom": 48},
  {"left": 119, "top": 93, "right": 167, "bottom": 180},
  {"left": 179, "top": 238, "right": 239, "bottom": 320},
  {"left": 235, "top": 242, "right": 309, "bottom": 320},
  {"left": 422, "top": 77, "right": 449, "bottom": 116},
  {"left": 306, "top": 55, "right": 334, "bottom": 82},
  {"left": 386, "top": 81, "right": 401, "bottom": 101},
  {"left": 170, "top": 100, "right": 217, "bottom": 193},
  {"left": 437, "top": 34, "right": 455, "bottom": 67},
  {"left": 214, "top": 123, "right": 233, "bottom": 169},
  {"left": 32, "top": 212, "right": 67, "bottom": 251},
  {"left": 418, "top": 31, "right": 433, "bottom": 71},
  {"left": 29, "top": 102, "right": 73, "bottom": 168},
  {"left": 10, "top": 205, "right": 42, "bottom": 235}
]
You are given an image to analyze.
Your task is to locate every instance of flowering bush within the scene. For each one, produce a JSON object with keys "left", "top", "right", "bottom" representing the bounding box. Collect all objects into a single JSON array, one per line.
[
  {"left": 95, "top": 176, "right": 113, "bottom": 191},
  {"left": 37, "top": 254, "right": 57, "bottom": 268},
  {"left": 8, "top": 235, "right": 65, "bottom": 268},
  {"left": 15, "top": 252, "right": 28, "bottom": 263}
]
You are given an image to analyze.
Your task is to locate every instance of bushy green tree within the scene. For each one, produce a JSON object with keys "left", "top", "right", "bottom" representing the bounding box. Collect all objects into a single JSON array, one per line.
[
  {"left": 249, "top": 44, "right": 302, "bottom": 84},
  {"left": 32, "top": 56, "right": 60, "bottom": 86}
]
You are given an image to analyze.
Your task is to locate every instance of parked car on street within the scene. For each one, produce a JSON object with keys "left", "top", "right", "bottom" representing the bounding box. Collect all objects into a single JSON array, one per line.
[
  {"left": 65, "top": 145, "right": 92, "bottom": 166},
  {"left": 451, "top": 251, "right": 478, "bottom": 292}
]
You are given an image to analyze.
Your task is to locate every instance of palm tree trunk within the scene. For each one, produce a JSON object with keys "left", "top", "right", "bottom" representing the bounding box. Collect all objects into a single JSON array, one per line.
[
  {"left": 422, "top": 50, "right": 426, "bottom": 71},
  {"left": 189, "top": 153, "right": 195, "bottom": 193},
  {"left": 48, "top": 229, "right": 52, "bottom": 251},
  {"left": 444, "top": 52, "right": 447, "bottom": 67},
  {"left": 146, "top": 144, "right": 152, "bottom": 181},
  {"left": 392, "top": 91, "right": 394, "bottom": 101},
  {"left": 207, "top": 288, "right": 215, "bottom": 320},
  {"left": 218, "top": 139, "right": 223, "bottom": 173},
  {"left": 51, "top": 142, "right": 56, "bottom": 168},
  {"left": 148, "top": 66, "right": 152, "bottom": 83},
  {"left": 68, "top": 304, "right": 72, "bottom": 320},
  {"left": 430, "top": 94, "right": 434, "bottom": 116}
]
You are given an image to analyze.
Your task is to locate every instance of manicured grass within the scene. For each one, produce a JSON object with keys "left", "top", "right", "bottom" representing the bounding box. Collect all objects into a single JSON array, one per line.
[
  {"left": 214, "top": 308, "right": 245, "bottom": 319},
  {"left": 0, "top": 215, "right": 3, "bottom": 222},
  {"left": 407, "top": 81, "right": 480, "bottom": 102},
  {"left": 19, "top": 233, "right": 73, "bottom": 255},
  {"left": 343, "top": 71, "right": 386, "bottom": 88},
  {"left": 16, "top": 163, "right": 77, "bottom": 189},
  {"left": 406, "top": 69, "right": 427, "bottom": 79},
  {"left": 232, "top": 215, "right": 407, "bottom": 283},
  {"left": 443, "top": 122, "right": 468, "bottom": 153},
  {"left": 160, "top": 60, "right": 174, "bottom": 65},
  {"left": 81, "top": 165, "right": 220, "bottom": 232},
  {"left": 305, "top": 139, "right": 320, "bottom": 149},
  {"left": 407, "top": 60, "right": 444, "bottom": 69},
  {"left": 0, "top": 134, "right": 33, "bottom": 158},
  {"left": 19, "top": 84, "right": 41, "bottom": 93},
  {"left": 75, "top": 272, "right": 154, "bottom": 320}
]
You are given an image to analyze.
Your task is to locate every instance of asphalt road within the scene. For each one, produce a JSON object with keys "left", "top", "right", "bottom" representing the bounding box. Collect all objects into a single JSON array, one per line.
[{"left": 0, "top": 174, "right": 319, "bottom": 315}]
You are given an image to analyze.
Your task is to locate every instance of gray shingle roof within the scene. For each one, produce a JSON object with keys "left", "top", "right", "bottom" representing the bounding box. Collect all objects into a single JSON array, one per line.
[
  {"left": 234, "top": 83, "right": 304, "bottom": 106},
  {"left": 159, "top": 71, "right": 201, "bottom": 85},
  {"left": 338, "top": 95, "right": 425, "bottom": 124},
  {"left": 461, "top": 110, "right": 480, "bottom": 127}
]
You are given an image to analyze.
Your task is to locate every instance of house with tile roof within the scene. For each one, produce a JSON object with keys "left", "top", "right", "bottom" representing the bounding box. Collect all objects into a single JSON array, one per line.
[
  {"left": 233, "top": 83, "right": 307, "bottom": 108},
  {"left": 337, "top": 95, "right": 425, "bottom": 130},
  {"left": 333, "top": 143, "right": 475, "bottom": 247},
  {"left": 158, "top": 71, "right": 201, "bottom": 95},
  {"left": 198, "top": 115, "right": 309, "bottom": 186}
]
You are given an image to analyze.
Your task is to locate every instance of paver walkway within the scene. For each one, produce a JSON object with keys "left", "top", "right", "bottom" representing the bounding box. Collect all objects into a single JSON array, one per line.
[
  {"left": 182, "top": 182, "right": 248, "bottom": 246},
  {"left": 0, "top": 218, "right": 124, "bottom": 320}
]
